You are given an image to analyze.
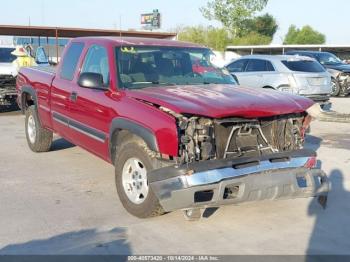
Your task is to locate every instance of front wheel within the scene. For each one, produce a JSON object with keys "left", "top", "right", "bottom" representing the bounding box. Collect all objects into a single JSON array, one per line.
[
  {"left": 115, "top": 136, "right": 165, "bottom": 218},
  {"left": 330, "top": 78, "right": 340, "bottom": 97},
  {"left": 25, "top": 105, "right": 53, "bottom": 152}
]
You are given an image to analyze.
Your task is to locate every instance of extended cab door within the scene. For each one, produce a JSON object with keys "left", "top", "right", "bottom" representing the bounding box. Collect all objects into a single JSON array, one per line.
[
  {"left": 68, "top": 44, "right": 112, "bottom": 159},
  {"left": 51, "top": 42, "right": 85, "bottom": 139}
]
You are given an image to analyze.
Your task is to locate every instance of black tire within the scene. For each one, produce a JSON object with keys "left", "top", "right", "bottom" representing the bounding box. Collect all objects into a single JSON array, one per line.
[
  {"left": 330, "top": 78, "right": 340, "bottom": 97},
  {"left": 25, "top": 105, "right": 53, "bottom": 152},
  {"left": 114, "top": 136, "right": 165, "bottom": 218}
]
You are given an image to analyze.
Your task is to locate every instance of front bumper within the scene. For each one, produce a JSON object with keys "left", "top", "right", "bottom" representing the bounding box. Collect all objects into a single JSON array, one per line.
[{"left": 149, "top": 150, "right": 329, "bottom": 212}]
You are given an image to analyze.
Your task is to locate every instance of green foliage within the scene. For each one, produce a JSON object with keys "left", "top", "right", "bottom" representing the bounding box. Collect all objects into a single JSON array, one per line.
[
  {"left": 243, "top": 13, "right": 278, "bottom": 38},
  {"left": 177, "top": 26, "right": 231, "bottom": 51},
  {"left": 232, "top": 31, "right": 272, "bottom": 45},
  {"left": 200, "top": 0, "right": 269, "bottom": 36},
  {"left": 284, "top": 25, "right": 326, "bottom": 44}
]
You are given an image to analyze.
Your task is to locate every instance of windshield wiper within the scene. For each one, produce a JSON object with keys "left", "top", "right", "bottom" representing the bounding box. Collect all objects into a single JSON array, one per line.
[{"left": 151, "top": 81, "right": 176, "bottom": 86}]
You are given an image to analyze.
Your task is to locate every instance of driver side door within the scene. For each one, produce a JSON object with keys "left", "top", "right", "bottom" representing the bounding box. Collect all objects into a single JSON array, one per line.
[{"left": 69, "top": 44, "right": 112, "bottom": 160}]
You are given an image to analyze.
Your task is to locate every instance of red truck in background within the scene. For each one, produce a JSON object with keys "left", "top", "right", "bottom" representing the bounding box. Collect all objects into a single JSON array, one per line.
[{"left": 16, "top": 37, "right": 329, "bottom": 220}]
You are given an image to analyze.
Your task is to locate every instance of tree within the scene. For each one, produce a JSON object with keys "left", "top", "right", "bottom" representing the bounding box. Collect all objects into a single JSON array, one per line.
[
  {"left": 231, "top": 31, "right": 272, "bottom": 45},
  {"left": 200, "top": 0, "right": 269, "bottom": 37},
  {"left": 283, "top": 25, "right": 326, "bottom": 44},
  {"left": 177, "top": 26, "right": 231, "bottom": 51},
  {"left": 243, "top": 13, "right": 278, "bottom": 38}
]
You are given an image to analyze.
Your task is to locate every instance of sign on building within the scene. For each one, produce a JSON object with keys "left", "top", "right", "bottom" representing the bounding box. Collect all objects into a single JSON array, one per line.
[{"left": 141, "top": 9, "right": 161, "bottom": 30}]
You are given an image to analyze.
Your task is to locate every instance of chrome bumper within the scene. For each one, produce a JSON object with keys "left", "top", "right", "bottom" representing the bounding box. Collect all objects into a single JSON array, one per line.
[{"left": 149, "top": 150, "right": 329, "bottom": 212}]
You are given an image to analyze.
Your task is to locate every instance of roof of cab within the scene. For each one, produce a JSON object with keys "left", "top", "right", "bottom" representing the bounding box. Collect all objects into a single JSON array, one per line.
[{"left": 71, "top": 36, "right": 205, "bottom": 48}]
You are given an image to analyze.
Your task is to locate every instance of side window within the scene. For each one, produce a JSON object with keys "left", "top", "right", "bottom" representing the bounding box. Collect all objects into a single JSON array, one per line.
[
  {"left": 60, "top": 42, "right": 84, "bottom": 81},
  {"left": 81, "top": 45, "right": 110, "bottom": 86},
  {"left": 227, "top": 59, "right": 247, "bottom": 72},
  {"left": 266, "top": 61, "right": 275, "bottom": 71},
  {"left": 246, "top": 59, "right": 268, "bottom": 72}
]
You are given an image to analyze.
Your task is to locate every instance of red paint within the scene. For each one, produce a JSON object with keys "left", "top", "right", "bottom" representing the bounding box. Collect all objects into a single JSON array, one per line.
[{"left": 16, "top": 37, "right": 314, "bottom": 163}]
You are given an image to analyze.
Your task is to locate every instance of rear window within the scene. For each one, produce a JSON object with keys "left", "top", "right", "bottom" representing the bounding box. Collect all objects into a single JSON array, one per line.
[
  {"left": 281, "top": 60, "right": 325, "bottom": 73},
  {"left": 0, "top": 48, "right": 16, "bottom": 63},
  {"left": 60, "top": 42, "right": 84, "bottom": 81}
]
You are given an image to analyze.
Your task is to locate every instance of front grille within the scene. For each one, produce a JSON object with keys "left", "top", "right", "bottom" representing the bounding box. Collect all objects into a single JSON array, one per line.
[{"left": 214, "top": 114, "right": 305, "bottom": 159}]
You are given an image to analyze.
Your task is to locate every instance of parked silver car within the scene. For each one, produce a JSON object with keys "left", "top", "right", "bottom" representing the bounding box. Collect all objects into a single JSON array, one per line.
[{"left": 225, "top": 55, "right": 332, "bottom": 105}]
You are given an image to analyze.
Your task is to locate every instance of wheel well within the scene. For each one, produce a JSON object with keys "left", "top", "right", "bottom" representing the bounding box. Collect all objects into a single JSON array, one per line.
[
  {"left": 21, "top": 92, "right": 35, "bottom": 113},
  {"left": 110, "top": 130, "right": 139, "bottom": 163},
  {"left": 262, "top": 86, "right": 275, "bottom": 90}
]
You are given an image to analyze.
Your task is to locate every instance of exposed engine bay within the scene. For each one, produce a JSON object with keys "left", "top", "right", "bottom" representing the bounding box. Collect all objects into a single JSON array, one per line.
[{"left": 160, "top": 107, "right": 307, "bottom": 164}]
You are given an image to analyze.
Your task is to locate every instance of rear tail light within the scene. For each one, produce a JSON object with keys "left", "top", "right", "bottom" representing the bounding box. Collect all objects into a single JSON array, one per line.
[{"left": 304, "top": 156, "right": 317, "bottom": 169}]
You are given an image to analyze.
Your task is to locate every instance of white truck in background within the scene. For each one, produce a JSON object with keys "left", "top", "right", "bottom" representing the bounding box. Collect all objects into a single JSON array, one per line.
[{"left": 0, "top": 46, "right": 18, "bottom": 108}]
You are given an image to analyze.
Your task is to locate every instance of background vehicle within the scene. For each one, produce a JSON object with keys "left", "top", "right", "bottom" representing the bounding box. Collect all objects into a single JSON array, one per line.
[
  {"left": 286, "top": 50, "right": 350, "bottom": 97},
  {"left": 225, "top": 55, "right": 332, "bottom": 107},
  {"left": 0, "top": 45, "right": 49, "bottom": 109},
  {"left": 16, "top": 37, "right": 329, "bottom": 220},
  {"left": 0, "top": 46, "right": 18, "bottom": 107}
]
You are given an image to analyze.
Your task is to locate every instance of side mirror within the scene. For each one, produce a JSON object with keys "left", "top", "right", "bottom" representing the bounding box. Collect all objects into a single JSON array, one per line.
[{"left": 78, "top": 72, "right": 107, "bottom": 90}]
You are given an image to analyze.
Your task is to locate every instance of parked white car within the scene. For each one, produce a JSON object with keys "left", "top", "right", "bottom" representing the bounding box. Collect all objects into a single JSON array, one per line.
[{"left": 225, "top": 55, "right": 332, "bottom": 106}]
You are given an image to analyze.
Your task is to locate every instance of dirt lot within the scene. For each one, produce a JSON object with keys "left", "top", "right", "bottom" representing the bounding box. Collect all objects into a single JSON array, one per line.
[{"left": 0, "top": 98, "right": 349, "bottom": 255}]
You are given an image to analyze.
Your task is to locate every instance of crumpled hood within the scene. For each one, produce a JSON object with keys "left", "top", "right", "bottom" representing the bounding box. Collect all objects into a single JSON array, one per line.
[{"left": 126, "top": 84, "right": 314, "bottom": 118}]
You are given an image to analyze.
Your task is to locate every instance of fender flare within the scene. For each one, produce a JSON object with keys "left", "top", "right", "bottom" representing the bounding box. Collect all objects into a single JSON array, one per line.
[
  {"left": 109, "top": 118, "right": 159, "bottom": 162},
  {"left": 20, "top": 86, "right": 38, "bottom": 114}
]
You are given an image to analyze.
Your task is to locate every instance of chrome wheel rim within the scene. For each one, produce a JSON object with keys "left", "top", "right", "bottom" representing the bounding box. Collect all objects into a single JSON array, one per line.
[
  {"left": 122, "top": 158, "right": 149, "bottom": 204},
  {"left": 27, "top": 115, "right": 36, "bottom": 144}
]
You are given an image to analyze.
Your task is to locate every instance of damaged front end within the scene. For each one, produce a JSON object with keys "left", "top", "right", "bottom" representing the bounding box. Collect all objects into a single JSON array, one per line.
[
  {"left": 162, "top": 107, "right": 307, "bottom": 165},
  {"left": 337, "top": 72, "right": 350, "bottom": 95},
  {"left": 150, "top": 107, "right": 329, "bottom": 215},
  {"left": 0, "top": 75, "right": 17, "bottom": 106}
]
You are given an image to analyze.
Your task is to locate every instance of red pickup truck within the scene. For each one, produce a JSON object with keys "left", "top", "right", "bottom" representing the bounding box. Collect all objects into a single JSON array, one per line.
[{"left": 16, "top": 37, "right": 329, "bottom": 220}]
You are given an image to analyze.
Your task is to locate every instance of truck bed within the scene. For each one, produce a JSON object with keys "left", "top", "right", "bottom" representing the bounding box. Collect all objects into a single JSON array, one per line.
[
  {"left": 16, "top": 66, "right": 57, "bottom": 111},
  {"left": 29, "top": 66, "right": 56, "bottom": 75}
]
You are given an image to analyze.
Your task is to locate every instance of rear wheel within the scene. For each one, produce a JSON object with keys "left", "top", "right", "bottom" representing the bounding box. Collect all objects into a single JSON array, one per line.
[
  {"left": 114, "top": 136, "right": 165, "bottom": 218},
  {"left": 330, "top": 78, "right": 340, "bottom": 97},
  {"left": 25, "top": 105, "right": 53, "bottom": 152}
]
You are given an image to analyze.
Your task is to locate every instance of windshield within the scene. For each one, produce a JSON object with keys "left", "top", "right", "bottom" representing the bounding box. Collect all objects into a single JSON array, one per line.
[
  {"left": 116, "top": 46, "right": 236, "bottom": 89},
  {"left": 282, "top": 60, "right": 325, "bottom": 73},
  {"left": 0, "top": 48, "right": 16, "bottom": 63},
  {"left": 315, "top": 53, "right": 343, "bottom": 65}
]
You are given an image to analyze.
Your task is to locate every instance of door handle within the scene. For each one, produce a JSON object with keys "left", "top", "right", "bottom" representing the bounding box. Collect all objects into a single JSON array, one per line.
[{"left": 70, "top": 91, "right": 78, "bottom": 102}]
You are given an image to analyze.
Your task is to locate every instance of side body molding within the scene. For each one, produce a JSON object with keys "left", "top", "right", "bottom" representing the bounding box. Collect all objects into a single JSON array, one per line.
[{"left": 109, "top": 118, "right": 159, "bottom": 161}]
